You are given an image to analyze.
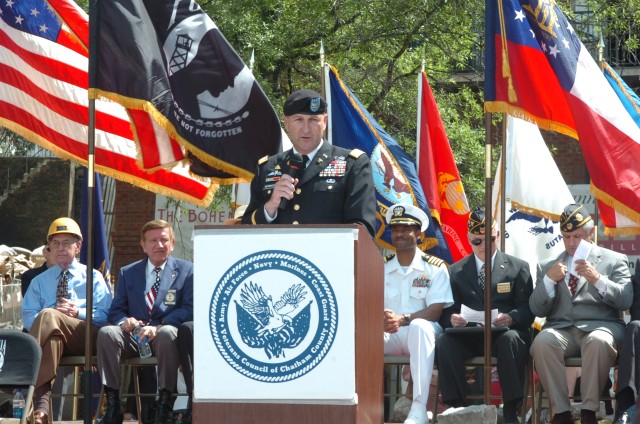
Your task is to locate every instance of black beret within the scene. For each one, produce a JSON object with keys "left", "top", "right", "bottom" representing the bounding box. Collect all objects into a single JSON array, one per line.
[
  {"left": 560, "top": 203, "right": 592, "bottom": 232},
  {"left": 283, "top": 89, "right": 327, "bottom": 116},
  {"left": 468, "top": 207, "right": 496, "bottom": 235}
]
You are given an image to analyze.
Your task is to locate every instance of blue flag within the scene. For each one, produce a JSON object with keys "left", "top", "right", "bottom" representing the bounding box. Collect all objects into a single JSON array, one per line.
[
  {"left": 326, "top": 65, "right": 452, "bottom": 262},
  {"left": 80, "top": 169, "right": 111, "bottom": 283}
]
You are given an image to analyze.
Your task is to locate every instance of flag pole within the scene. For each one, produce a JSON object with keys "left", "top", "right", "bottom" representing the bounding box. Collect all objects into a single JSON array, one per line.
[
  {"left": 85, "top": 0, "right": 100, "bottom": 422},
  {"left": 483, "top": 111, "right": 494, "bottom": 405},
  {"left": 593, "top": 34, "right": 606, "bottom": 244},
  {"left": 320, "top": 40, "right": 327, "bottom": 141},
  {"left": 320, "top": 40, "right": 326, "bottom": 95},
  {"left": 499, "top": 116, "right": 507, "bottom": 252}
]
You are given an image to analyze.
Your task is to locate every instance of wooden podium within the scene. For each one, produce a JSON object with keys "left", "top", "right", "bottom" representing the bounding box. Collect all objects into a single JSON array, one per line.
[{"left": 192, "top": 224, "right": 383, "bottom": 424}]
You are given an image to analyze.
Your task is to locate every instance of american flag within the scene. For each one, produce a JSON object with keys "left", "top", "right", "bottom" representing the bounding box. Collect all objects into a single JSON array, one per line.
[{"left": 0, "top": 0, "right": 218, "bottom": 206}]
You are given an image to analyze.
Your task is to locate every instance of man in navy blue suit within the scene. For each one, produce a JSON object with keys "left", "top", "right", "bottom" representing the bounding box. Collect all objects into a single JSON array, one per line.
[{"left": 97, "top": 220, "right": 193, "bottom": 424}]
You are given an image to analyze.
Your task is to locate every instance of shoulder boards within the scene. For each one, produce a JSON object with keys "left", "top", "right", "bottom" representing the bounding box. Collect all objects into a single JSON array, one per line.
[
  {"left": 258, "top": 155, "right": 269, "bottom": 165},
  {"left": 349, "top": 148, "right": 365, "bottom": 159},
  {"left": 384, "top": 253, "right": 396, "bottom": 263},
  {"left": 422, "top": 253, "right": 445, "bottom": 267}
]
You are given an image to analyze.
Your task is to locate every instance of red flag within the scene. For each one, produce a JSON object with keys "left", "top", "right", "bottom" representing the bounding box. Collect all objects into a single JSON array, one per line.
[
  {"left": 0, "top": 0, "right": 216, "bottom": 206},
  {"left": 485, "top": 0, "right": 640, "bottom": 233},
  {"left": 417, "top": 72, "right": 471, "bottom": 261}
]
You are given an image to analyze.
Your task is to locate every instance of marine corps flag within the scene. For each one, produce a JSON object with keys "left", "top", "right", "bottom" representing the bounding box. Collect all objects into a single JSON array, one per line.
[
  {"left": 91, "top": 0, "right": 281, "bottom": 179},
  {"left": 417, "top": 72, "right": 471, "bottom": 262},
  {"left": 326, "top": 65, "right": 452, "bottom": 262}
]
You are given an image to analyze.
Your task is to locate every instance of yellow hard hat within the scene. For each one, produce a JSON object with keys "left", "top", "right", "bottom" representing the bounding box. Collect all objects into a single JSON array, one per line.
[{"left": 47, "top": 217, "right": 82, "bottom": 240}]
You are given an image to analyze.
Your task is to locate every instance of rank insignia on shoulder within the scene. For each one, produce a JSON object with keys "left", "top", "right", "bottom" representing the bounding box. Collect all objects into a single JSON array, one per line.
[
  {"left": 258, "top": 155, "right": 269, "bottom": 165},
  {"left": 384, "top": 253, "right": 396, "bottom": 263},
  {"left": 422, "top": 254, "right": 445, "bottom": 268},
  {"left": 349, "top": 148, "right": 365, "bottom": 158}
]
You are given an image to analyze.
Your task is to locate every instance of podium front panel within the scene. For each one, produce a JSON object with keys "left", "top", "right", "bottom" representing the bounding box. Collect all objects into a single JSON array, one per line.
[{"left": 193, "top": 227, "right": 358, "bottom": 404}]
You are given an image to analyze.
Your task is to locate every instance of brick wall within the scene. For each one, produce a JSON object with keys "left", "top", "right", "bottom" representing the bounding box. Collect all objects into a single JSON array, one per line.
[
  {"left": 111, "top": 180, "right": 155, "bottom": 282},
  {"left": 541, "top": 130, "right": 590, "bottom": 184},
  {"left": 0, "top": 158, "right": 75, "bottom": 250}
]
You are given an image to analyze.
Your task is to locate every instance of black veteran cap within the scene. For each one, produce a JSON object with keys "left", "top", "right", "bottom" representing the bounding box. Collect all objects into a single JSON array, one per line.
[
  {"left": 560, "top": 203, "right": 592, "bottom": 232},
  {"left": 468, "top": 207, "right": 496, "bottom": 235},
  {"left": 385, "top": 203, "right": 429, "bottom": 232},
  {"left": 283, "top": 89, "right": 327, "bottom": 116}
]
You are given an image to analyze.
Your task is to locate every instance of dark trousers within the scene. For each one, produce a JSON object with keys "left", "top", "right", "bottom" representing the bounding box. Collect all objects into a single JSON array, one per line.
[
  {"left": 435, "top": 329, "right": 530, "bottom": 404},
  {"left": 177, "top": 321, "right": 194, "bottom": 395},
  {"left": 617, "top": 321, "right": 640, "bottom": 399}
]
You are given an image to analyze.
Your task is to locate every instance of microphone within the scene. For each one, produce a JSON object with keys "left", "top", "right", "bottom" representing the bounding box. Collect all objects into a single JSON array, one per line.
[{"left": 279, "top": 153, "right": 305, "bottom": 210}]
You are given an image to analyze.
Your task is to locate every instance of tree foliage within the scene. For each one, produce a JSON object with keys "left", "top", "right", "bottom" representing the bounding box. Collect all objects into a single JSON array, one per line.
[{"left": 203, "top": 0, "right": 487, "bottom": 206}]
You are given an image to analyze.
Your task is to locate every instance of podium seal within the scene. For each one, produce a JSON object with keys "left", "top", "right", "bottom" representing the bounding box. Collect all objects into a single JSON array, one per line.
[{"left": 210, "top": 250, "right": 339, "bottom": 382}]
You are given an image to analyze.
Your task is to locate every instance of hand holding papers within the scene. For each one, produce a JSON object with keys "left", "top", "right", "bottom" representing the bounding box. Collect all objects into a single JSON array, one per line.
[
  {"left": 460, "top": 305, "right": 499, "bottom": 326},
  {"left": 570, "top": 239, "right": 593, "bottom": 277}
]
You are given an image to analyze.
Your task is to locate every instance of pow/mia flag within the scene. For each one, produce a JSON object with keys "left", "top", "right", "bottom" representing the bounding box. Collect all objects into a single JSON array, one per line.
[{"left": 91, "top": 0, "right": 281, "bottom": 179}]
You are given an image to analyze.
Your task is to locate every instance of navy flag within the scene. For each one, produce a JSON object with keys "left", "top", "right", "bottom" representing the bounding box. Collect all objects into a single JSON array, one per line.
[
  {"left": 80, "top": 169, "right": 111, "bottom": 283},
  {"left": 326, "top": 65, "right": 453, "bottom": 263},
  {"left": 91, "top": 0, "right": 281, "bottom": 179}
]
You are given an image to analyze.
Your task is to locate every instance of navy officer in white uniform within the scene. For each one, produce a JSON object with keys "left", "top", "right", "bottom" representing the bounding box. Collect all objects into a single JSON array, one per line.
[{"left": 383, "top": 203, "right": 453, "bottom": 424}]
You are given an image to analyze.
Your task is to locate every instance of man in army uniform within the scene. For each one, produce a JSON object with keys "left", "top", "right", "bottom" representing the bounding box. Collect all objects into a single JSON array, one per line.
[
  {"left": 242, "top": 89, "right": 376, "bottom": 236},
  {"left": 383, "top": 203, "right": 453, "bottom": 424},
  {"left": 435, "top": 208, "right": 533, "bottom": 424}
]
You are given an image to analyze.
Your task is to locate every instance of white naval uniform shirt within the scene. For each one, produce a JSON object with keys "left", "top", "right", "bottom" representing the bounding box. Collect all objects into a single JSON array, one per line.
[{"left": 384, "top": 249, "right": 454, "bottom": 315}]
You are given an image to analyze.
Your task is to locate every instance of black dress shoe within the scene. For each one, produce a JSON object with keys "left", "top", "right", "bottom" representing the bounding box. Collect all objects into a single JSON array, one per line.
[
  {"left": 156, "top": 389, "right": 174, "bottom": 424},
  {"left": 174, "top": 410, "right": 192, "bottom": 424},
  {"left": 614, "top": 411, "right": 632, "bottom": 424},
  {"left": 580, "top": 409, "right": 598, "bottom": 424}
]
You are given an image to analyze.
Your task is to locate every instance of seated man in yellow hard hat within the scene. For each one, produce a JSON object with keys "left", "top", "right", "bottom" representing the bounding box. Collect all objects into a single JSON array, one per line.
[{"left": 22, "top": 217, "right": 113, "bottom": 424}]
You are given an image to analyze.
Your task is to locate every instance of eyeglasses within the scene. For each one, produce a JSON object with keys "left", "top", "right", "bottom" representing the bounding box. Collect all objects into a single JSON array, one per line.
[
  {"left": 49, "top": 240, "right": 77, "bottom": 249},
  {"left": 470, "top": 236, "right": 496, "bottom": 246}
]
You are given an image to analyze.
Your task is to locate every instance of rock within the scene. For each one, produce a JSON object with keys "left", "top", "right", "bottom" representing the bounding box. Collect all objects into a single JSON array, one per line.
[{"left": 437, "top": 404, "right": 498, "bottom": 424}]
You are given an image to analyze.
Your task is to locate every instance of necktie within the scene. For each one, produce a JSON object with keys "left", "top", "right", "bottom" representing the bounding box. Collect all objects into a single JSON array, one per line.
[
  {"left": 568, "top": 273, "right": 579, "bottom": 296},
  {"left": 302, "top": 155, "right": 310, "bottom": 169},
  {"left": 478, "top": 264, "right": 485, "bottom": 291},
  {"left": 56, "top": 270, "right": 69, "bottom": 303},
  {"left": 146, "top": 267, "right": 161, "bottom": 314}
]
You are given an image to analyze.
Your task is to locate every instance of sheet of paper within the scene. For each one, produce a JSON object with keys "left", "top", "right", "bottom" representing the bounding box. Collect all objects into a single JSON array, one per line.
[
  {"left": 460, "top": 304, "right": 498, "bottom": 325},
  {"left": 570, "top": 239, "right": 593, "bottom": 277}
]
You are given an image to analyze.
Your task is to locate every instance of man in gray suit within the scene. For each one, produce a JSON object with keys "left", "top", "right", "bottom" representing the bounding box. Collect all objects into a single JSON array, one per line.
[
  {"left": 612, "top": 260, "right": 640, "bottom": 424},
  {"left": 530, "top": 204, "right": 633, "bottom": 424}
]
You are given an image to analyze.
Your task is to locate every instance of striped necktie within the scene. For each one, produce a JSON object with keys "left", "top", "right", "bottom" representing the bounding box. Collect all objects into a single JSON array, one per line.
[
  {"left": 56, "top": 270, "right": 69, "bottom": 303},
  {"left": 146, "top": 267, "right": 161, "bottom": 313}
]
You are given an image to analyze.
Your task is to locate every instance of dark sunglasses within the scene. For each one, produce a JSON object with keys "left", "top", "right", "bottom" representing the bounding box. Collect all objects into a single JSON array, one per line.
[{"left": 470, "top": 236, "right": 496, "bottom": 246}]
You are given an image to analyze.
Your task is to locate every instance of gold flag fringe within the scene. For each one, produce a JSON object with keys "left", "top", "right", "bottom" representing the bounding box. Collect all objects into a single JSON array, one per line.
[{"left": 89, "top": 89, "right": 254, "bottom": 180}]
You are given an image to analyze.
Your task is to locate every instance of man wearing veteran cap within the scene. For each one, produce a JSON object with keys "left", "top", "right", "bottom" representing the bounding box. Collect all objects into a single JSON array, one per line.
[
  {"left": 22, "top": 217, "right": 113, "bottom": 424},
  {"left": 530, "top": 203, "right": 632, "bottom": 424},
  {"left": 383, "top": 204, "right": 453, "bottom": 424},
  {"left": 435, "top": 207, "right": 533, "bottom": 424},
  {"left": 242, "top": 89, "right": 376, "bottom": 236}
]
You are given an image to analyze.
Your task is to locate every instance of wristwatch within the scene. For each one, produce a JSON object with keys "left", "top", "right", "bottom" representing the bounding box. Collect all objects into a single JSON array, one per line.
[{"left": 402, "top": 314, "right": 411, "bottom": 326}]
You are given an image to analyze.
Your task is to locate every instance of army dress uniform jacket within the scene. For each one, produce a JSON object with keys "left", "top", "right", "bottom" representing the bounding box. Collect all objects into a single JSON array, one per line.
[{"left": 242, "top": 142, "right": 377, "bottom": 236}]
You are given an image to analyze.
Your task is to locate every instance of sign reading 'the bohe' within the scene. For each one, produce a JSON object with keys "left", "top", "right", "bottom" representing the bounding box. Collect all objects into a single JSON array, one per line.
[{"left": 193, "top": 227, "right": 357, "bottom": 404}]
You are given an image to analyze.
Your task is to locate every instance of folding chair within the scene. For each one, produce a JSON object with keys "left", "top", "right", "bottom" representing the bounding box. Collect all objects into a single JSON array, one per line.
[{"left": 0, "top": 329, "right": 42, "bottom": 424}]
